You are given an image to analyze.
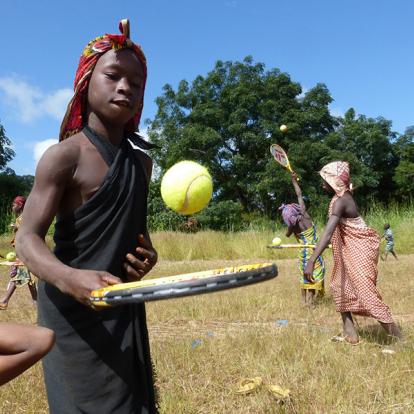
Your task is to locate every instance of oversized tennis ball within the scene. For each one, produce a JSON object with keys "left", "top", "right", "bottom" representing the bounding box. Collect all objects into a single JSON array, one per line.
[
  {"left": 279, "top": 124, "right": 288, "bottom": 132},
  {"left": 161, "top": 161, "right": 213, "bottom": 215},
  {"left": 272, "top": 237, "right": 282, "bottom": 246},
  {"left": 6, "top": 251, "right": 16, "bottom": 261}
]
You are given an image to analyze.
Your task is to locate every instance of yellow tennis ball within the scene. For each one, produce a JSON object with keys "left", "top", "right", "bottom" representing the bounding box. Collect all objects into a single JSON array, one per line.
[
  {"left": 161, "top": 161, "right": 213, "bottom": 215},
  {"left": 6, "top": 251, "right": 16, "bottom": 261},
  {"left": 279, "top": 124, "right": 288, "bottom": 132},
  {"left": 272, "top": 237, "right": 282, "bottom": 246}
]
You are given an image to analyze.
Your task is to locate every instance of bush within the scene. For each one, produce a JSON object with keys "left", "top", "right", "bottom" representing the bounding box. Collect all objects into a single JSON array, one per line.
[{"left": 195, "top": 200, "right": 244, "bottom": 231}]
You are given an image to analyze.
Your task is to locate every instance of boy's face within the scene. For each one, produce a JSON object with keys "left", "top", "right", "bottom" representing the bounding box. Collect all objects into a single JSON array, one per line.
[{"left": 87, "top": 49, "right": 145, "bottom": 127}]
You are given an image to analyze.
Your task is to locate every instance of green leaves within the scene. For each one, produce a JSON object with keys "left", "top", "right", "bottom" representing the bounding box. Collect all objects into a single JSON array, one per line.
[{"left": 147, "top": 56, "right": 412, "bottom": 227}]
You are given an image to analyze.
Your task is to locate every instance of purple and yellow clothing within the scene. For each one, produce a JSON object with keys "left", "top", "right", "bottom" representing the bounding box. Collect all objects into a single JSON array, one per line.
[
  {"left": 279, "top": 203, "right": 302, "bottom": 227},
  {"left": 296, "top": 225, "right": 325, "bottom": 292}
]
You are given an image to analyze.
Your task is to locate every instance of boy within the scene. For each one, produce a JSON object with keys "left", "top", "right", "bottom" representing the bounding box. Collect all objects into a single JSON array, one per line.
[
  {"left": 0, "top": 196, "right": 37, "bottom": 310},
  {"left": 279, "top": 172, "right": 325, "bottom": 307},
  {"left": 304, "top": 161, "right": 400, "bottom": 344},
  {"left": 16, "top": 20, "right": 158, "bottom": 413},
  {"left": 382, "top": 223, "right": 398, "bottom": 261}
]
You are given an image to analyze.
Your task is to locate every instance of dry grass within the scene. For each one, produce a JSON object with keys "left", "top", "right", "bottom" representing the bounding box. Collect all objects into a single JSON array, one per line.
[{"left": 0, "top": 235, "right": 414, "bottom": 413}]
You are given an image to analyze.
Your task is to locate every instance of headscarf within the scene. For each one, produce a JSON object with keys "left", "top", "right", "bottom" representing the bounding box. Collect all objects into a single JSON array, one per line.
[
  {"left": 319, "top": 161, "right": 351, "bottom": 197},
  {"left": 13, "top": 196, "right": 26, "bottom": 209},
  {"left": 59, "top": 19, "right": 147, "bottom": 141},
  {"left": 279, "top": 203, "right": 302, "bottom": 227}
]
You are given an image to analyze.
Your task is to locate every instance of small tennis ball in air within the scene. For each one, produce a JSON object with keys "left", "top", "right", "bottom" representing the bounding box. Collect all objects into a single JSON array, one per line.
[
  {"left": 280, "top": 124, "right": 288, "bottom": 132},
  {"left": 6, "top": 252, "right": 16, "bottom": 261},
  {"left": 272, "top": 237, "right": 282, "bottom": 246},
  {"left": 161, "top": 161, "right": 213, "bottom": 215}
]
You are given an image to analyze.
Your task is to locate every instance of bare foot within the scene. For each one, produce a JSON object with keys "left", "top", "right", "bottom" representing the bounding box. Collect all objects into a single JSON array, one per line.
[{"left": 380, "top": 322, "right": 402, "bottom": 340}]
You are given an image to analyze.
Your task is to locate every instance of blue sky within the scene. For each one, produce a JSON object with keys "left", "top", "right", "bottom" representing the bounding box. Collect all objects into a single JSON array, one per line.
[{"left": 1, "top": 0, "right": 413, "bottom": 175}]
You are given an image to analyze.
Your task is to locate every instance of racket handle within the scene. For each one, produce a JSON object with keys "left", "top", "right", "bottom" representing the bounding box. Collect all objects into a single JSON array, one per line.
[{"left": 288, "top": 167, "right": 300, "bottom": 181}]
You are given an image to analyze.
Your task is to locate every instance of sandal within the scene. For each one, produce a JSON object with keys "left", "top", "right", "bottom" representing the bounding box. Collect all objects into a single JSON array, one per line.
[
  {"left": 330, "top": 335, "right": 361, "bottom": 345},
  {"left": 235, "top": 377, "right": 263, "bottom": 394}
]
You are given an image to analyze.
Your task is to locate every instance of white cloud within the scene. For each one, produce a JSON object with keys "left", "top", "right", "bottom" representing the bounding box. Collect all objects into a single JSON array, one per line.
[
  {"left": 330, "top": 106, "right": 344, "bottom": 118},
  {"left": 0, "top": 76, "right": 72, "bottom": 123},
  {"left": 297, "top": 86, "right": 309, "bottom": 101},
  {"left": 34, "top": 139, "right": 58, "bottom": 165}
]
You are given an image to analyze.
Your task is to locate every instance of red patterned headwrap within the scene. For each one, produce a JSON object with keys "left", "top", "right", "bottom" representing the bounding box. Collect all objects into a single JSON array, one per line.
[
  {"left": 13, "top": 196, "right": 26, "bottom": 208},
  {"left": 319, "top": 161, "right": 352, "bottom": 197},
  {"left": 59, "top": 19, "right": 147, "bottom": 141}
]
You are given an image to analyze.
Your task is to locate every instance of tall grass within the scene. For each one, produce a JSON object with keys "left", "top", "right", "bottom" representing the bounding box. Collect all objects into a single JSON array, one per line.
[
  {"left": 152, "top": 203, "right": 414, "bottom": 261},
  {"left": 1, "top": 253, "right": 413, "bottom": 413}
]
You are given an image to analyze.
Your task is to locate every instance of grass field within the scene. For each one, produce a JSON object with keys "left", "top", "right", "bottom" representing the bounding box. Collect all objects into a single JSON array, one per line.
[{"left": 0, "top": 229, "right": 413, "bottom": 413}]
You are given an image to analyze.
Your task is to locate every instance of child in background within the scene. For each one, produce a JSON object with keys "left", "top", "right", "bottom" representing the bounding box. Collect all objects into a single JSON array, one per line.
[
  {"left": 0, "top": 196, "right": 37, "bottom": 310},
  {"left": 279, "top": 172, "right": 325, "bottom": 307},
  {"left": 382, "top": 223, "right": 398, "bottom": 261}
]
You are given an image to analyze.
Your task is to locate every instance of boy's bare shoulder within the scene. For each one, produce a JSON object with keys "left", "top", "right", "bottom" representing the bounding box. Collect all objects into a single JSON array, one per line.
[{"left": 36, "top": 132, "right": 88, "bottom": 180}]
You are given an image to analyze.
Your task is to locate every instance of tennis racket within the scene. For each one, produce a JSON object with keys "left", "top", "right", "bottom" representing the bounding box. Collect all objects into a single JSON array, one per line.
[
  {"left": 90, "top": 263, "right": 278, "bottom": 307},
  {"left": 270, "top": 144, "right": 299, "bottom": 180},
  {"left": 267, "top": 244, "right": 332, "bottom": 249},
  {"left": 0, "top": 260, "right": 24, "bottom": 266}
]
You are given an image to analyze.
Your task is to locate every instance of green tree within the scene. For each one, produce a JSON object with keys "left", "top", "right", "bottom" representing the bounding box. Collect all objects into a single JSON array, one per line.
[
  {"left": 393, "top": 126, "right": 414, "bottom": 199},
  {"left": 147, "top": 57, "right": 337, "bottom": 218},
  {"left": 322, "top": 108, "right": 398, "bottom": 206},
  {"left": 0, "top": 121, "right": 14, "bottom": 171}
]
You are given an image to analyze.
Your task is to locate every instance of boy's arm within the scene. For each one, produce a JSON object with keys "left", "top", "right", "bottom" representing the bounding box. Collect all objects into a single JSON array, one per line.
[
  {"left": 290, "top": 172, "right": 306, "bottom": 213},
  {"left": 15, "top": 144, "right": 121, "bottom": 307},
  {"left": 0, "top": 323, "right": 55, "bottom": 386}
]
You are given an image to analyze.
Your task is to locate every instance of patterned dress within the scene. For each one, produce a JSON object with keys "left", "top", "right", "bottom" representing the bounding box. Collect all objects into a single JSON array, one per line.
[
  {"left": 295, "top": 225, "right": 325, "bottom": 292},
  {"left": 10, "top": 215, "right": 34, "bottom": 288},
  {"left": 329, "top": 196, "right": 394, "bottom": 323}
]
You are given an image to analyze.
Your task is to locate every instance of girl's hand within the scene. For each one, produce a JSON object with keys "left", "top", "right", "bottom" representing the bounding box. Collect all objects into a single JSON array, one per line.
[{"left": 303, "top": 260, "right": 316, "bottom": 283}]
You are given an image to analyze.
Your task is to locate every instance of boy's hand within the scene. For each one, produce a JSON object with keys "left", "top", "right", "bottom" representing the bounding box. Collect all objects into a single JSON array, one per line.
[
  {"left": 58, "top": 269, "right": 121, "bottom": 308},
  {"left": 291, "top": 171, "right": 298, "bottom": 181},
  {"left": 124, "top": 234, "right": 158, "bottom": 281}
]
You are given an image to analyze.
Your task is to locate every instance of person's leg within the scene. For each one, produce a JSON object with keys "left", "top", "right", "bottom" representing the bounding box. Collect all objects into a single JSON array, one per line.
[
  {"left": 390, "top": 250, "right": 398, "bottom": 260},
  {"left": 307, "top": 289, "right": 315, "bottom": 308},
  {"left": 341, "top": 312, "right": 359, "bottom": 343},
  {"left": 379, "top": 322, "right": 402, "bottom": 339},
  {"left": 0, "top": 323, "right": 55, "bottom": 386},
  {"left": 0, "top": 281, "right": 17, "bottom": 309},
  {"left": 301, "top": 288, "right": 306, "bottom": 305},
  {"left": 28, "top": 282, "right": 37, "bottom": 303},
  {"left": 384, "top": 250, "right": 388, "bottom": 261}
]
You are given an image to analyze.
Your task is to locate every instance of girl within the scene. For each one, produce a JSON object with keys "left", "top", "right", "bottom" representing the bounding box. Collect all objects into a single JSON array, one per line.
[
  {"left": 279, "top": 172, "right": 325, "bottom": 307},
  {"left": 304, "top": 161, "right": 401, "bottom": 343}
]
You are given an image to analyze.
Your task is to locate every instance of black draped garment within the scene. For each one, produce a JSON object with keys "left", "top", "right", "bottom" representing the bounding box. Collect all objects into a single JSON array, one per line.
[{"left": 38, "top": 127, "right": 157, "bottom": 414}]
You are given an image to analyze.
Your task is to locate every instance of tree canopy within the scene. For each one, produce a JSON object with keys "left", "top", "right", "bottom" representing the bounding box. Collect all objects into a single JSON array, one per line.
[{"left": 147, "top": 57, "right": 411, "bottom": 228}]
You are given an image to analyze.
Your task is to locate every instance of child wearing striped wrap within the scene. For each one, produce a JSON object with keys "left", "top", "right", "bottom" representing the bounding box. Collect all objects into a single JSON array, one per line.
[{"left": 279, "top": 172, "right": 325, "bottom": 307}]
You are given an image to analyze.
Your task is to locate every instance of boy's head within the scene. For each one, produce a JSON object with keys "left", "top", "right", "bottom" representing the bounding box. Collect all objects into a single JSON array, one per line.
[
  {"left": 384, "top": 223, "right": 390, "bottom": 230},
  {"left": 60, "top": 19, "right": 146, "bottom": 141},
  {"left": 12, "top": 196, "right": 26, "bottom": 214}
]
